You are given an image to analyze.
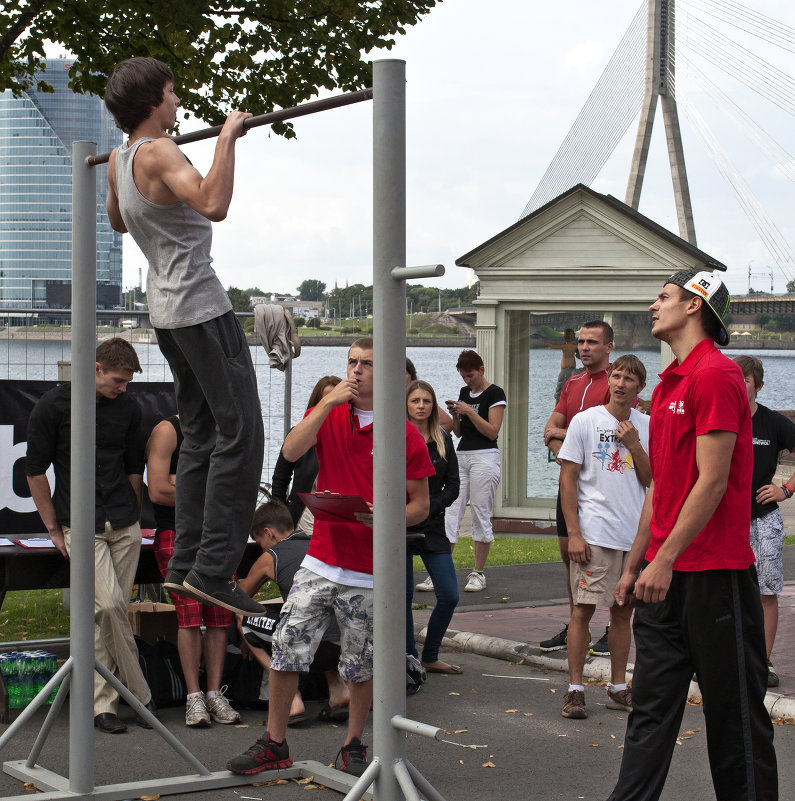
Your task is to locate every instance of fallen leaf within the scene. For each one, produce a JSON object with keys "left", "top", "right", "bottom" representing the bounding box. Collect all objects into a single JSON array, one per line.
[
  {"left": 471, "top": 689, "right": 477, "bottom": 694},
  {"left": 459, "top": 760, "right": 464, "bottom": 765},
  {"left": 523, "top": 713, "right": 534, "bottom": 717},
  {"left": 610, "top": 734, "right": 616, "bottom": 739},
  {"left": 682, "top": 729, "right": 701, "bottom": 735},
  {"left": 454, "top": 729, "right": 468, "bottom": 734},
  {"left": 505, "top": 709, "right": 519, "bottom": 713},
  {"left": 589, "top": 744, "right": 601, "bottom": 748},
  {"left": 482, "top": 761, "right": 496, "bottom": 768},
  {"left": 23, "top": 784, "right": 37, "bottom": 792},
  {"left": 140, "top": 796, "right": 160, "bottom": 801},
  {"left": 449, "top": 692, "right": 460, "bottom": 696},
  {"left": 549, "top": 688, "right": 557, "bottom": 694},
  {"left": 237, "top": 724, "right": 250, "bottom": 728}
]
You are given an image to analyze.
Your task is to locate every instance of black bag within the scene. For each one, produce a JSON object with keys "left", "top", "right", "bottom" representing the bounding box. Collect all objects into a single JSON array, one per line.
[
  {"left": 135, "top": 636, "right": 187, "bottom": 708},
  {"left": 221, "top": 651, "right": 268, "bottom": 709}
]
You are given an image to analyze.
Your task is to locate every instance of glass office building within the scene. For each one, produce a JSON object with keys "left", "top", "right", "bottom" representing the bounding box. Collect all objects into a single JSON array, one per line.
[{"left": 0, "top": 58, "right": 122, "bottom": 310}]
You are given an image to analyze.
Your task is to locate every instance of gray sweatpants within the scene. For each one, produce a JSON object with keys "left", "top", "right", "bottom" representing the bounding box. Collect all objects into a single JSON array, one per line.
[{"left": 156, "top": 311, "right": 263, "bottom": 578}]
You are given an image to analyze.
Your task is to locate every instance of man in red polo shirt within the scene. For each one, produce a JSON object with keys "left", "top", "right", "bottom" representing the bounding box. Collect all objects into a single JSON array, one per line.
[
  {"left": 540, "top": 321, "right": 614, "bottom": 654},
  {"left": 609, "top": 270, "right": 777, "bottom": 801},
  {"left": 227, "top": 338, "right": 433, "bottom": 778}
]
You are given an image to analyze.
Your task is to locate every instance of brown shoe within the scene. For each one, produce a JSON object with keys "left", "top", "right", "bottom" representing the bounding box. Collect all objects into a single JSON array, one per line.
[{"left": 561, "top": 689, "right": 587, "bottom": 719}]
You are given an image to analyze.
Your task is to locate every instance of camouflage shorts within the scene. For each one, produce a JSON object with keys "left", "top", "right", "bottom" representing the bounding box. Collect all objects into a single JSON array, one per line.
[
  {"left": 750, "top": 508, "right": 785, "bottom": 595},
  {"left": 270, "top": 567, "right": 374, "bottom": 682}
]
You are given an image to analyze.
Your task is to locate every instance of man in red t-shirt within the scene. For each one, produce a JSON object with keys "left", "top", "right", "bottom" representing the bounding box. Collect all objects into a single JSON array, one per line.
[
  {"left": 609, "top": 270, "right": 777, "bottom": 801},
  {"left": 540, "top": 321, "right": 613, "bottom": 654},
  {"left": 228, "top": 338, "right": 433, "bottom": 778}
]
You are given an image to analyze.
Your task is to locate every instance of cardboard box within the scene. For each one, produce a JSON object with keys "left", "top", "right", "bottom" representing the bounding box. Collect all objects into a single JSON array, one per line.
[{"left": 127, "top": 601, "right": 178, "bottom": 645}]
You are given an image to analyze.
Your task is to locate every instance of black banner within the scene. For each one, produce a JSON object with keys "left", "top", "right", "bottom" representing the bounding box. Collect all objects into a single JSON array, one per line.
[{"left": 0, "top": 380, "right": 177, "bottom": 535}]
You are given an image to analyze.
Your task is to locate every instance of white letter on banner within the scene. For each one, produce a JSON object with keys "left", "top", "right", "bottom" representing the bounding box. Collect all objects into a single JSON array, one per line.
[{"left": 0, "top": 425, "right": 54, "bottom": 514}]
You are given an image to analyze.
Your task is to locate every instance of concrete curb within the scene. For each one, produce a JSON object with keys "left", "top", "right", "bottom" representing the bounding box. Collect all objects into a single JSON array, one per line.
[{"left": 416, "top": 626, "right": 795, "bottom": 721}]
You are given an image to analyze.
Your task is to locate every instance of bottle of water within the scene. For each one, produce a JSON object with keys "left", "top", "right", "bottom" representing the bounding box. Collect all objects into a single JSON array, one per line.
[
  {"left": 44, "top": 653, "right": 59, "bottom": 704},
  {"left": 19, "top": 656, "right": 33, "bottom": 706},
  {"left": 32, "top": 655, "right": 44, "bottom": 700},
  {"left": 0, "top": 655, "right": 18, "bottom": 710}
]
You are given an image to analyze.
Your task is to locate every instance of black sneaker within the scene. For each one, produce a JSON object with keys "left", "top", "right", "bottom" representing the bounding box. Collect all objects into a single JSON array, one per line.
[
  {"left": 227, "top": 734, "right": 293, "bottom": 774},
  {"left": 182, "top": 569, "right": 270, "bottom": 616},
  {"left": 337, "top": 737, "right": 369, "bottom": 777},
  {"left": 768, "top": 661, "right": 780, "bottom": 688},
  {"left": 539, "top": 625, "right": 568, "bottom": 652},
  {"left": 163, "top": 568, "right": 187, "bottom": 592},
  {"left": 590, "top": 626, "right": 610, "bottom": 656}
]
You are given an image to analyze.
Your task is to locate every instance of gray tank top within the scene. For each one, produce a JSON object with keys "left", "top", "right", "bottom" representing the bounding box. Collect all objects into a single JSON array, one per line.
[{"left": 115, "top": 138, "right": 232, "bottom": 329}]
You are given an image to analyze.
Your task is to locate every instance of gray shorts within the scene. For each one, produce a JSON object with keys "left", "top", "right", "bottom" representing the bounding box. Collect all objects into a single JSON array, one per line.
[
  {"left": 750, "top": 508, "right": 785, "bottom": 595},
  {"left": 270, "top": 567, "right": 374, "bottom": 682}
]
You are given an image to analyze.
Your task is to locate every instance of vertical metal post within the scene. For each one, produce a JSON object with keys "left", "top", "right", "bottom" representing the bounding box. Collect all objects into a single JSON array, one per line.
[
  {"left": 70, "top": 141, "right": 97, "bottom": 794},
  {"left": 371, "top": 59, "right": 406, "bottom": 801}
]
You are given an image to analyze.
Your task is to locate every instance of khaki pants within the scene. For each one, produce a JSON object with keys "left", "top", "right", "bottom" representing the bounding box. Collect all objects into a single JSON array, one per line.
[{"left": 64, "top": 522, "right": 151, "bottom": 715}]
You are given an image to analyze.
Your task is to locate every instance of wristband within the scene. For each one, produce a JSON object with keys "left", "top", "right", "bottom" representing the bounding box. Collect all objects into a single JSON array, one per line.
[{"left": 783, "top": 484, "right": 793, "bottom": 500}]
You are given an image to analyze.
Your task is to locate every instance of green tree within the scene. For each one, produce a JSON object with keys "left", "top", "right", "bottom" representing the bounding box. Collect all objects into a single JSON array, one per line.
[
  {"left": 0, "top": 1, "right": 437, "bottom": 129},
  {"left": 297, "top": 279, "right": 326, "bottom": 301},
  {"left": 787, "top": 280, "right": 795, "bottom": 294},
  {"left": 227, "top": 286, "right": 253, "bottom": 313}
]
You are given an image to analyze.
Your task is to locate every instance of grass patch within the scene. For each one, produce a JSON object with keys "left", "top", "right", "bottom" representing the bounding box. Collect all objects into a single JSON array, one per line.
[
  {"left": 0, "top": 590, "right": 70, "bottom": 643},
  {"left": 414, "top": 536, "right": 561, "bottom": 572}
]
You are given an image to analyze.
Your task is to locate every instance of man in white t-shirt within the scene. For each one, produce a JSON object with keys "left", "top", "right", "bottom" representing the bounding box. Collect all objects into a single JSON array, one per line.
[{"left": 557, "top": 354, "right": 651, "bottom": 720}]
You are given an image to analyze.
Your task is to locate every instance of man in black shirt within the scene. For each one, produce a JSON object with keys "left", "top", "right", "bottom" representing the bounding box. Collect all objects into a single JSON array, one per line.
[
  {"left": 26, "top": 338, "right": 157, "bottom": 734},
  {"left": 734, "top": 356, "right": 795, "bottom": 688}
]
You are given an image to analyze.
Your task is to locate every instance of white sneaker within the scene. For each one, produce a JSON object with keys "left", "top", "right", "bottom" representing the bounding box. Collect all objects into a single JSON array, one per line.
[
  {"left": 464, "top": 571, "right": 486, "bottom": 592},
  {"left": 207, "top": 686, "right": 241, "bottom": 724},
  {"left": 415, "top": 576, "right": 434, "bottom": 592},
  {"left": 185, "top": 691, "right": 211, "bottom": 728}
]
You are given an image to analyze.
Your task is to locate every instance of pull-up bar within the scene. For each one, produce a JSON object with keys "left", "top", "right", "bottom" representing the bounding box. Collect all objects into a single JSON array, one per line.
[{"left": 87, "top": 87, "right": 373, "bottom": 166}]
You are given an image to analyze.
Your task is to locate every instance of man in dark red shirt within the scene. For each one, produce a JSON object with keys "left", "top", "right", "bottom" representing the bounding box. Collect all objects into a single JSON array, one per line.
[
  {"left": 609, "top": 270, "right": 777, "bottom": 801},
  {"left": 540, "top": 321, "right": 613, "bottom": 654}
]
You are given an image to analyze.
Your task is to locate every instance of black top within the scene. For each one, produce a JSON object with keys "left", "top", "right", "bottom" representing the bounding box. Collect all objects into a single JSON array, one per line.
[
  {"left": 456, "top": 383, "right": 506, "bottom": 451},
  {"left": 152, "top": 415, "right": 183, "bottom": 532},
  {"left": 271, "top": 444, "right": 319, "bottom": 526},
  {"left": 408, "top": 430, "right": 460, "bottom": 555},
  {"left": 751, "top": 404, "right": 795, "bottom": 520},
  {"left": 25, "top": 383, "right": 145, "bottom": 532}
]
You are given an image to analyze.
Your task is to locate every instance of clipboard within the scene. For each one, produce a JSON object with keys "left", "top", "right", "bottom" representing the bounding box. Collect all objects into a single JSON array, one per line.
[{"left": 298, "top": 492, "right": 371, "bottom": 523}]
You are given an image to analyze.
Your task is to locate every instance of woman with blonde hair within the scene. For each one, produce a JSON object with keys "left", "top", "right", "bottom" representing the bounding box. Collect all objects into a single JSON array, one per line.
[{"left": 406, "top": 380, "right": 462, "bottom": 673}]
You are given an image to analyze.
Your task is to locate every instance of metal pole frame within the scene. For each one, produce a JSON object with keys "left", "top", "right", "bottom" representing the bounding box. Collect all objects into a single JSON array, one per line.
[{"left": 1, "top": 64, "right": 449, "bottom": 801}]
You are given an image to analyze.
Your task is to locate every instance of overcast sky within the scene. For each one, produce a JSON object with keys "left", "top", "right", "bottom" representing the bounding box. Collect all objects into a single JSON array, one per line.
[{"left": 118, "top": 0, "right": 794, "bottom": 298}]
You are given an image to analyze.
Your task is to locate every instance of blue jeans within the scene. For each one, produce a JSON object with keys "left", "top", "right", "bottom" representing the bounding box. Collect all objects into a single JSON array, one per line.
[{"left": 406, "top": 552, "right": 459, "bottom": 662}]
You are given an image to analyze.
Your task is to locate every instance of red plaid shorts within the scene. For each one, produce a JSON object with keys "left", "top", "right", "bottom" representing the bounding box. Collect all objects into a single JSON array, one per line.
[{"left": 153, "top": 529, "right": 233, "bottom": 629}]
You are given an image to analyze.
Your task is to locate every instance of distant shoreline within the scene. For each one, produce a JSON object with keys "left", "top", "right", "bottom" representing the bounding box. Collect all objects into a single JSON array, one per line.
[
  {"left": 0, "top": 330, "right": 792, "bottom": 350},
  {"left": 0, "top": 330, "right": 477, "bottom": 348}
]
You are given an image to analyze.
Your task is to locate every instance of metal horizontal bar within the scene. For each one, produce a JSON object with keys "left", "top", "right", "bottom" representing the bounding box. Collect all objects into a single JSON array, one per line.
[
  {"left": 391, "top": 264, "right": 446, "bottom": 281},
  {"left": 391, "top": 714, "right": 443, "bottom": 740},
  {"left": 88, "top": 88, "right": 373, "bottom": 166}
]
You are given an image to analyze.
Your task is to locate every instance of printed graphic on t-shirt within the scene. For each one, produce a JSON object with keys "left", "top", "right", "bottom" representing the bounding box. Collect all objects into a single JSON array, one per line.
[{"left": 591, "top": 427, "right": 635, "bottom": 474}]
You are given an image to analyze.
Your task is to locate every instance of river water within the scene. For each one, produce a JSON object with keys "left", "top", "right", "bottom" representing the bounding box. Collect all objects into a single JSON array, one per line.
[{"left": 1, "top": 340, "right": 792, "bottom": 497}]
